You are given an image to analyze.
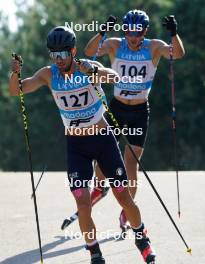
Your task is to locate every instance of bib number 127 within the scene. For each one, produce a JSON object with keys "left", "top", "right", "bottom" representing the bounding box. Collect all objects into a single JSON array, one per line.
[{"left": 60, "top": 91, "right": 89, "bottom": 108}]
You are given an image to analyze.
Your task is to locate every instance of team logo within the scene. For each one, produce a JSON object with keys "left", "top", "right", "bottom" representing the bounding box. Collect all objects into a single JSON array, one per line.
[
  {"left": 120, "top": 90, "right": 142, "bottom": 96},
  {"left": 70, "top": 116, "right": 94, "bottom": 126},
  {"left": 68, "top": 172, "right": 79, "bottom": 179},
  {"left": 116, "top": 167, "right": 123, "bottom": 176}
]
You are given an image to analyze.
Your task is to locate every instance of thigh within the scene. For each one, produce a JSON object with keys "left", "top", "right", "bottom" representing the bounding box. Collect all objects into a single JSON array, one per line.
[
  {"left": 95, "top": 163, "right": 106, "bottom": 181},
  {"left": 67, "top": 148, "right": 93, "bottom": 191},
  {"left": 96, "top": 133, "right": 128, "bottom": 188},
  {"left": 126, "top": 106, "right": 150, "bottom": 147}
]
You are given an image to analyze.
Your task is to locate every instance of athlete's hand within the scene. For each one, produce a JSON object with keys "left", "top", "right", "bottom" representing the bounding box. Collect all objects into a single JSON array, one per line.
[
  {"left": 78, "top": 59, "right": 96, "bottom": 75},
  {"left": 99, "top": 15, "right": 117, "bottom": 36},
  {"left": 11, "top": 54, "right": 23, "bottom": 74},
  {"left": 162, "top": 15, "right": 177, "bottom": 37}
]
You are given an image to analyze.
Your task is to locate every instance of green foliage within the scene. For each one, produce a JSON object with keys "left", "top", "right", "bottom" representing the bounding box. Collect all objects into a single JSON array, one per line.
[{"left": 0, "top": 0, "right": 204, "bottom": 170}]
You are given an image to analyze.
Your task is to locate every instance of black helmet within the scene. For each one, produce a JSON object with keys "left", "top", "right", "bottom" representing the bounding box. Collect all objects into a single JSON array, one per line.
[{"left": 47, "top": 26, "right": 76, "bottom": 51}]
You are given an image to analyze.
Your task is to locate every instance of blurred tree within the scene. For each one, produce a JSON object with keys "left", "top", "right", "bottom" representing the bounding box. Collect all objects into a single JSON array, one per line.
[{"left": 0, "top": 0, "right": 204, "bottom": 170}]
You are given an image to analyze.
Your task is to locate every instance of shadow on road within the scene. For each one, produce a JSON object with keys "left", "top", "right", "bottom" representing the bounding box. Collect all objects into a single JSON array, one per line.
[{"left": 1, "top": 235, "right": 115, "bottom": 264}]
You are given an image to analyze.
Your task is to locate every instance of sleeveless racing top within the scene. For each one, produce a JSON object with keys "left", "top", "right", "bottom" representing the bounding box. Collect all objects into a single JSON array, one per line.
[
  {"left": 50, "top": 64, "right": 106, "bottom": 128},
  {"left": 112, "top": 38, "right": 157, "bottom": 100}
]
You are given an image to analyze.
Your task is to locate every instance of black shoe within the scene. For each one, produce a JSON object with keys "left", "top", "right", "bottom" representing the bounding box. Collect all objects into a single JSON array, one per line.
[
  {"left": 61, "top": 219, "right": 72, "bottom": 230},
  {"left": 146, "top": 259, "right": 156, "bottom": 264},
  {"left": 136, "top": 236, "right": 156, "bottom": 263},
  {"left": 91, "top": 253, "right": 106, "bottom": 264},
  {"left": 146, "top": 253, "right": 156, "bottom": 264},
  {"left": 133, "top": 223, "right": 156, "bottom": 263},
  {"left": 146, "top": 260, "right": 156, "bottom": 264}
]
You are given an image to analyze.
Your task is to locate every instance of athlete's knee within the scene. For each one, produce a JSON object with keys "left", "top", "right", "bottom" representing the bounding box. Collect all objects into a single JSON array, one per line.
[
  {"left": 124, "top": 145, "right": 143, "bottom": 163},
  {"left": 72, "top": 188, "right": 90, "bottom": 206},
  {"left": 125, "top": 152, "right": 138, "bottom": 166},
  {"left": 113, "top": 187, "right": 134, "bottom": 207},
  {"left": 72, "top": 188, "right": 84, "bottom": 198},
  {"left": 115, "top": 185, "right": 125, "bottom": 193}
]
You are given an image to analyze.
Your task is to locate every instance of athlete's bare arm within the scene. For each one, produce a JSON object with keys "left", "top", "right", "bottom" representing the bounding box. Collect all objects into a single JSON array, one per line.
[
  {"left": 84, "top": 34, "right": 120, "bottom": 62},
  {"left": 9, "top": 59, "right": 51, "bottom": 96},
  {"left": 151, "top": 35, "right": 185, "bottom": 66}
]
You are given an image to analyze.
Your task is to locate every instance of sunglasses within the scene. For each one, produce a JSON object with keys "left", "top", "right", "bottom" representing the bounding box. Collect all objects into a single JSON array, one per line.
[
  {"left": 49, "top": 50, "right": 71, "bottom": 59},
  {"left": 125, "top": 29, "right": 145, "bottom": 37}
]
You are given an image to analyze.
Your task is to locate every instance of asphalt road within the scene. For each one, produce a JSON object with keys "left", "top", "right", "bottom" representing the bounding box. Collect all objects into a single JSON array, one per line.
[{"left": 0, "top": 171, "right": 204, "bottom": 264}]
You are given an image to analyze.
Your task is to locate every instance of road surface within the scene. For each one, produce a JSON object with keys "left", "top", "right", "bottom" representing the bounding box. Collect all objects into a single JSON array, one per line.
[{"left": 0, "top": 171, "right": 204, "bottom": 263}]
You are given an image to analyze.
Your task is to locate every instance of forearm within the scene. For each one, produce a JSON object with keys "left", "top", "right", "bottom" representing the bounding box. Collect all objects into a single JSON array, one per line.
[
  {"left": 9, "top": 73, "right": 21, "bottom": 96},
  {"left": 9, "top": 74, "right": 33, "bottom": 96},
  {"left": 172, "top": 35, "right": 185, "bottom": 59},
  {"left": 84, "top": 33, "right": 103, "bottom": 57}
]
